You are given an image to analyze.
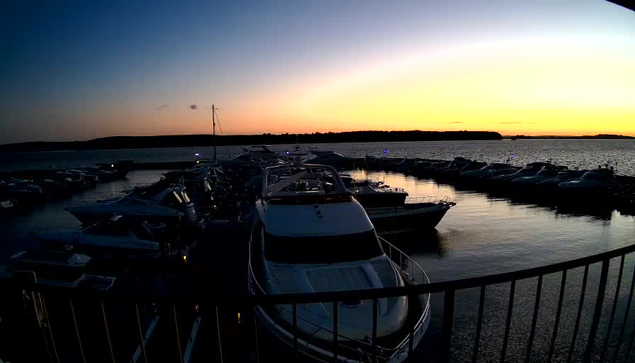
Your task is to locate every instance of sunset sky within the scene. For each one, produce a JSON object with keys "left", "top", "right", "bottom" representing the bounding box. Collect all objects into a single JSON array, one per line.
[{"left": 1, "top": 1, "right": 634, "bottom": 144}]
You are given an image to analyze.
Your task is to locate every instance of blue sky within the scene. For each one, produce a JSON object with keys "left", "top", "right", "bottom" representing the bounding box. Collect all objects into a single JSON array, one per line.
[{"left": 1, "top": 1, "right": 634, "bottom": 143}]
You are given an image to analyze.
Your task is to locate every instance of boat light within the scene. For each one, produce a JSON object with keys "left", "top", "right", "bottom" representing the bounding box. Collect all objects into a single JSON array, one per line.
[
  {"left": 196, "top": 160, "right": 200, "bottom": 164},
  {"left": 195, "top": 304, "right": 200, "bottom": 313},
  {"left": 111, "top": 164, "right": 115, "bottom": 168},
  {"left": 383, "top": 149, "right": 388, "bottom": 154},
  {"left": 285, "top": 151, "right": 290, "bottom": 155},
  {"left": 195, "top": 153, "right": 199, "bottom": 158},
  {"left": 183, "top": 255, "right": 188, "bottom": 263},
  {"left": 237, "top": 312, "right": 241, "bottom": 324}
]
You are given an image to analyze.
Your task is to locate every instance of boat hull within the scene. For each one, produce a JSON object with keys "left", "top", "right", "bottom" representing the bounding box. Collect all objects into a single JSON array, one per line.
[
  {"left": 367, "top": 204, "right": 450, "bottom": 234},
  {"left": 253, "top": 284, "right": 430, "bottom": 363}
]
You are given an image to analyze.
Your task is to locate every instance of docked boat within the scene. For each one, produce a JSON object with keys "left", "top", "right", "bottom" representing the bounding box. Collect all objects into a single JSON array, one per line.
[
  {"left": 33, "top": 216, "right": 188, "bottom": 268},
  {"left": 558, "top": 168, "right": 623, "bottom": 199},
  {"left": 66, "top": 186, "right": 197, "bottom": 225},
  {"left": 490, "top": 162, "right": 556, "bottom": 184},
  {"left": 458, "top": 163, "right": 516, "bottom": 181},
  {"left": 309, "top": 151, "right": 357, "bottom": 169},
  {"left": 11, "top": 250, "right": 92, "bottom": 272},
  {"left": 366, "top": 197, "right": 455, "bottom": 235},
  {"left": 348, "top": 179, "right": 408, "bottom": 207},
  {"left": 510, "top": 167, "right": 562, "bottom": 187},
  {"left": 248, "top": 164, "right": 431, "bottom": 363}
]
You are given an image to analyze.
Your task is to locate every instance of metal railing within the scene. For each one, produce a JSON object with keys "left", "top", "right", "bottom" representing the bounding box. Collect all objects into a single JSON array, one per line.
[{"left": 3, "top": 242, "right": 635, "bottom": 362}]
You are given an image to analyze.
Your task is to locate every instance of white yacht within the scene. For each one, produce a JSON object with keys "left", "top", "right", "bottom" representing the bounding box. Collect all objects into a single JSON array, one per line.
[{"left": 248, "top": 164, "right": 430, "bottom": 362}]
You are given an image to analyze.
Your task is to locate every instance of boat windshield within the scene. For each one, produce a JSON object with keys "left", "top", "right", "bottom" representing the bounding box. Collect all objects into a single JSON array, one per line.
[{"left": 264, "top": 230, "right": 384, "bottom": 264}]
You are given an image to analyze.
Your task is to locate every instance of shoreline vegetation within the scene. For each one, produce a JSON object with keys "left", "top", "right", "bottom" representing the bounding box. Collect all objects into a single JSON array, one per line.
[
  {"left": 1, "top": 131, "right": 501, "bottom": 153},
  {"left": 0, "top": 131, "right": 632, "bottom": 153}
]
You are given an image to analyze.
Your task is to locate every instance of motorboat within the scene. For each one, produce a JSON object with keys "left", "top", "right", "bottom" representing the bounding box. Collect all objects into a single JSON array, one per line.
[
  {"left": 348, "top": 180, "right": 409, "bottom": 207},
  {"left": 411, "top": 160, "right": 450, "bottom": 178},
  {"left": 309, "top": 151, "right": 357, "bottom": 169},
  {"left": 510, "top": 167, "right": 562, "bottom": 187},
  {"left": 284, "top": 144, "right": 309, "bottom": 163},
  {"left": 490, "top": 162, "right": 555, "bottom": 184},
  {"left": 535, "top": 170, "right": 585, "bottom": 190},
  {"left": 221, "top": 145, "right": 284, "bottom": 169},
  {"left": 366, "top": 197, "right": 455, "bottom": 235},
  {"left": 437, "top": 160, "right": 487, "bottom": 181},
  {"left": 248, "top": 164, "right": 430, "bottom": 362},
  {"left": 11, "top": 250, "right": 91, "bottom": 272},
  {"left": 55, "top": 170, "right": 86, "bottom": 191},
  {"left": 459, "top": 163, "right": 516, "bottom": 181},
  {"left": 34, "top": 216, "right": 188, "bottom": 268},
  {"left": 81, "top": 166, "right": 117, "bottom": 183},
  {"left": 558, "top": 168, "right": 622, "bottom": 199},
  {"left": 66, "top": 186, "right": 197, "bottom": 225}
]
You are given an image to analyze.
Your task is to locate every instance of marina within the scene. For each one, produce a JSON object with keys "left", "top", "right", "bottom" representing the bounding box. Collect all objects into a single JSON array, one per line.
[{"left": 1, "top": 140, "right": 635, "bottom": 362}]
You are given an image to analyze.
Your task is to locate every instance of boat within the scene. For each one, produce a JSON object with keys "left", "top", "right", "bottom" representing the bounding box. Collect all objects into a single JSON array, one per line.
[
  {"left": 510, "top": 167, "right": 562, "bottom": 187},
  {"left": 489, "top": 162, "right": 555, "bottom": 184},
  {"left": 248, "top": 164, "right": 430, "bottom": 363},
  {"left": 34, "top": 216, "right": 189, "bottom": 268},
  {"left": 66, "top": 186, "right": 197, "bottom": 225},
  {"left": 55, "top": 170, "right": 86, "bottom": 191},
  {"left": 459, "top": 163, "right": 516, "bottom": 181},
  {"left": 11, "top": 250, "right": 92, "bottom": 272},
  {"left": 366, "top": 197, "right": 455, "bottom": 235},
  {"left": 348, "top": 179, "right": 408, "bottom": 207},
  {"left": 81, "top": 166, "right": 118, "bottom": 183},
  {"left": 308, "top": 151, "right": 357, "bottom": 169},
  {"left": 558, "top": 168, "right": 623, "bottom": 200}
]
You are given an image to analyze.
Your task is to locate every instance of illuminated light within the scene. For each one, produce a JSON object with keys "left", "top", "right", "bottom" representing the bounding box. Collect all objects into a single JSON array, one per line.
[
  {"left": 196, "top": 160, "right": 200, "bottom": 164},
  {"left": 111, "top": 164, "right": 114, "bottom": 168},
  {"left": 182, "top": 255, "right": 187, "bottom": 263},
  {"left": 383, "top": 149, "right": 388, "bottom": 154},
  {"left": 195, "top": 153, "right": 199, "bottom": 158},
  {"left": 195, "top": 304, "right": 199, "bottom": 313},
  {"left": 285, "top": 151, "right": 290, "bottom": 155},
  {"left": 237, "top": 312, "right": 241, "bottom": 324}
]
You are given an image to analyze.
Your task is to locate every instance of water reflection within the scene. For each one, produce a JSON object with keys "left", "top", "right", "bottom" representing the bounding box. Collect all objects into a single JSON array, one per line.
[{"left": 346, "top": 170, "right": 635, "bottom": 280}]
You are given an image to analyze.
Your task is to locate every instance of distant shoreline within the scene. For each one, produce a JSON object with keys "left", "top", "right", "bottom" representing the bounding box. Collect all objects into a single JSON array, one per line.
[
  {"left": 0, "top": 130, "right": 502, "bottom": 153},
  {"left": 1, "top": 131, "right": 633, "bottom": 153},
  {"left": 503, "top": 134, "right": 634, "bottom": 140}
]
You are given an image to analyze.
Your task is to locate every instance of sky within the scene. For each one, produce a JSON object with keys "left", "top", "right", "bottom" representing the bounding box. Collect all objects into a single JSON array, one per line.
[{"left": 0, "top": 0, "right": 634, "bottom": 144}]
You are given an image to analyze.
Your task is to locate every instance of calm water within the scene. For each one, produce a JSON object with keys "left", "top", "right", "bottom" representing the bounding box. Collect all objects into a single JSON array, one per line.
[
  {"left": 2, "top": 140, "right": 635, "bottom": 361},
  {"left": 2, "top": 139, "right": 635, "bottom": 175}
]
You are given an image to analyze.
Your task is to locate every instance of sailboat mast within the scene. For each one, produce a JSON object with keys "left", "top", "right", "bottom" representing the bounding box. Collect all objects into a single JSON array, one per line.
[{"left": 212, "top": 104, "right": 217, "bottom": 161}]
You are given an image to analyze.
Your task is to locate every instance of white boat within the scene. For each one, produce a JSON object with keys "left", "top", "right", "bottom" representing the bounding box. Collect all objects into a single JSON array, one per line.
[
  {"left": 349, "top": 180, "right": 409, "bottom": 207},
  {"left": 366, "top": 197, "right": 455, "bottom": 235},
  {"left": 66, "top": 186, "right": 197, "bottom": 225},
  {"left": 248, "top": 164, "right": 430, "bottom": 362}
]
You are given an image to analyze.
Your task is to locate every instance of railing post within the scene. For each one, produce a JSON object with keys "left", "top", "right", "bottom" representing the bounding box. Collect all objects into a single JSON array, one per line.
[
  {"left": 215, "top": 305, "right": 224, "bottom": 363},
  {"left": 612, "top": 262, "right": 635, "bottom": 362},
  {"left": 372, "top": 298, "right": 378, "bottom": 352},
  {"left": 101, "top": 300, "right": 116, "bottom": 363},
  {"left": 293, "top": 303, "right": 298, "bottom": 359},
  {"left": 472, "top": 285, "right": 486, "bottom": 363},
  {"left": 442, "top": 290, "right": 455, "bottom": 363},
  {"left": 501, "top": 280, "right": 516, "bottom": 363},
  {"left": 333, "top": 301, "right": 338, "bottom": 362},
  {"left": 599, "top": 255, "right": 625, "bottom": 362},
  {"left": 69, "top": 297, "right": 87, "bottom": 363},
  {"left": 567, "top": 264, "right": 589, "bottom": 363},
  {"left": 135, "top": 303, "right": 148, "bottom": 363},
  {"left": 172, "top": 305, "right": 184, "bottom": 363},
  {"left": 582, "top": 259, "right": 610, "bottom": 363},
  {"left": 548, "top": 270, "right": 567, "bottom": 363},
  {"left": 525, "top": 275, "right": 543, "bottom": 363}
]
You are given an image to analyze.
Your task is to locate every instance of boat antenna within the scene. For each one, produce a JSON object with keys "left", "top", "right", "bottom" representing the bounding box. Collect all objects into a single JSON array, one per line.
[
  {"left": 212, "top": 104, "right": 217, "bottom": 161},
  {"left": 213, "top": 107, "right": 231, "bottom": 159}
]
